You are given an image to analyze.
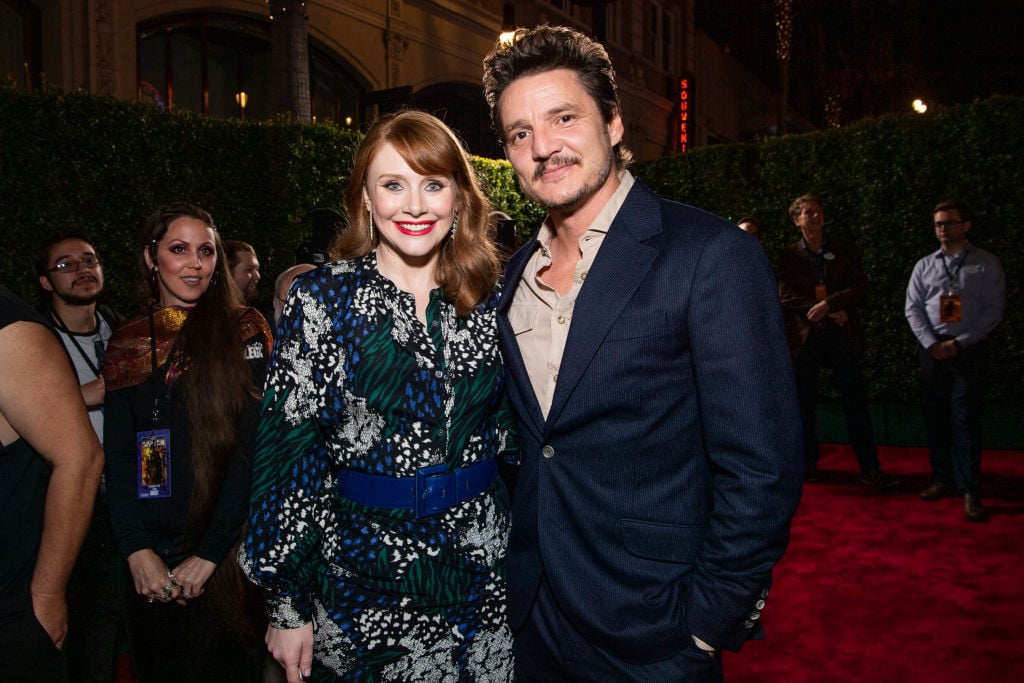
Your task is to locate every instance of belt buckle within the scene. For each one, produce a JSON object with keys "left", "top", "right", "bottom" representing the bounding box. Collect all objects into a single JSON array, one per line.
[{"left": 414, "top": 463, "right": 450, "bottom": 518}]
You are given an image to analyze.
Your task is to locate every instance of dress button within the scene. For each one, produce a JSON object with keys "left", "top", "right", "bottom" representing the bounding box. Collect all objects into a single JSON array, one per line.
[
  {"left": 541, "top": 445, "right": 555, "bottom": 459},
  {"left": 431, "top": 320, "right": 440, "bottom": 329}
]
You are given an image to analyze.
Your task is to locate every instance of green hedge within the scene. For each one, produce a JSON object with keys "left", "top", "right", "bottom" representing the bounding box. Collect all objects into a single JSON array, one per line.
[
  {"left": 2, "top": 85, "right": 1020, "bottom": 412},
  {"left": 0, "top": 86, "right": 543, "bottom": 312},
  {"left": 636, "top": 96, "right": 1023, "bottom": 409}
]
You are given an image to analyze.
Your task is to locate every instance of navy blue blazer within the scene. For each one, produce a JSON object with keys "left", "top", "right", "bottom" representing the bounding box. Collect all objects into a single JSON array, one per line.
[{"left": 497, "top": 180, "right": 803, "bottom": 662}]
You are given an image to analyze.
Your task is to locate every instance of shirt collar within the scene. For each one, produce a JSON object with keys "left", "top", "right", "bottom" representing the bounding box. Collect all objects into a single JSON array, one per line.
[
  {"left": 937, "top": 241, "right": 971, "bottom": 260},
  {"left": 801, "top": 236, "right": 828, "bottom": 254},
  {"left": 536, "top": 171, "right": 635, "bottom": 252}
]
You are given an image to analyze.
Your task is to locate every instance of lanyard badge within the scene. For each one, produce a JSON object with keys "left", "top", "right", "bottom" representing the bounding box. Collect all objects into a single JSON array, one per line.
[{"left": 137, "top": 429, "right": 172, "bottom": 499}]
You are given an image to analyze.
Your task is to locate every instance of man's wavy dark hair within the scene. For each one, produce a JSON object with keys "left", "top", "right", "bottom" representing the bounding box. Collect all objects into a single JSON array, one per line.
[{"left": 483, "top": 25, "right": 633, "bottom": 171}]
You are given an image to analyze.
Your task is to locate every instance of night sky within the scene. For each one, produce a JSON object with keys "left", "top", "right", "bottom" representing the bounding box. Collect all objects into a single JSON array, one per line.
[{"left": 696, "top": 0, "right": 1023, "bottom": 128}]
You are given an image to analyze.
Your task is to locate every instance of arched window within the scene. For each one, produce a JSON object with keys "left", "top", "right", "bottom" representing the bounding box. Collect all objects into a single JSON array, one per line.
[
  {"left": 1, "top": 0, "right": 41, "bottom": 89},
  {"left": 411, "top": 82, "right": 501, "bottom": 159},
  {"left": 137, "top": 12, "right": 361, "bottom": 127}
]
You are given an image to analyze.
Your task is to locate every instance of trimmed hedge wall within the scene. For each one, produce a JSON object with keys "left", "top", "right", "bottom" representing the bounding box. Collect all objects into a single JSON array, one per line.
[
  {"left": 0, "top": 85, "right": 545, "bottom": 314},
  {"left": 636, "top": 96, "right": 1023, "bottom": 411},
  {"left": 1, "top": 85, "right": 1020, "bottom": 416}
]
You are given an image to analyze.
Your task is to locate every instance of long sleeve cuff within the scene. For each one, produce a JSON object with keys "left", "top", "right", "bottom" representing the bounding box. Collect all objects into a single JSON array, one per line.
[{"left": 266, "top": 590, "right": 313, "bottom": 629}]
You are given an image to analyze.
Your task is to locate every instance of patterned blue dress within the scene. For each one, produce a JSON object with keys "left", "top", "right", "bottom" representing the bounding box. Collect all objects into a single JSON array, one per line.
[{"left": 241, "top": 253, "right": 516, "bottom": 682}]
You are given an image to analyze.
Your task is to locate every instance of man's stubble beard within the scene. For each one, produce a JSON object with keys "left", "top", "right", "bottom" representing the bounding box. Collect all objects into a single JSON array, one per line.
[
  {"left": 529, "top": 151, "right": 615, "bottom": 214},
  {"left": 56, "top": 290, "right": 100, "bottom": 307}
]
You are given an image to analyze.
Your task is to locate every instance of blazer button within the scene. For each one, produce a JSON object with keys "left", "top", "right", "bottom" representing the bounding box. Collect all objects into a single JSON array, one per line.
[
  {"left": 744, "top": 619, "right": 755, "bottom": 629},
  {"left": 541, "top": 445, "right": 555, "bottom": 459},
  {"left": 755, "top": 599, "right": 766, "bottom": 610}
]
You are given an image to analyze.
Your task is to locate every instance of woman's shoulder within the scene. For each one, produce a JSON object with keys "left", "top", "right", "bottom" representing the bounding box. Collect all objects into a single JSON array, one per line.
[
  {"left": 292, "top": 255, "right": 377, "bottom": 298},
  {"left": 238, "top": 307, "right": 274, "bottom": 352}
]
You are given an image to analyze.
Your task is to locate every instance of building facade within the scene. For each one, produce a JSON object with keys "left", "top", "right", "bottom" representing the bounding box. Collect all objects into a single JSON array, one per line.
[{"left": 3, "top": 0, "right": 790, "bottom": 161}]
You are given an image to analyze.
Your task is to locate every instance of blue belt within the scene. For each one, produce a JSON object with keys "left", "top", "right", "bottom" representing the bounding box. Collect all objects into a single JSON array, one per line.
[{"left": 336, "top": 460, "right": 497, "bottom": 519}]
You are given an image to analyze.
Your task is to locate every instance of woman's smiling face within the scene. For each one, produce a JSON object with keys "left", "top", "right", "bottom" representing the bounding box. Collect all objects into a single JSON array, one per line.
[
  {"left": 144, "top": 216, "right": 218, "bottom": 307},
  {"left": 363, "top": 142, "right": 456, "bottom": 269}
]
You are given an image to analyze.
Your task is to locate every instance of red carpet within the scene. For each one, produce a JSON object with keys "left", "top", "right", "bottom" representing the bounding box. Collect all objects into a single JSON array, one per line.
[{"left": 724, "top": 445, "right": 1024, "bottom": 682}]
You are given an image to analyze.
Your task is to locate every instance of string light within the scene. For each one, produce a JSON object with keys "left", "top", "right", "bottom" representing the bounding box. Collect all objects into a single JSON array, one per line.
[
  {"left": 774, "top": 0, "right": 792, "bottom": 62},
  {"left": 825, "top": 90, "right": 841, "bottom": 128},
  {"left": 267, "top": 0, "right": 306, "bottom": 20}
]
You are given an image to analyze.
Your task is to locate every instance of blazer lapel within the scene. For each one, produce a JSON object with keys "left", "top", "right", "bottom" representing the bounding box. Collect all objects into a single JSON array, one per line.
[
  {"left": 497, "top": 241, "right": 547, "bottom": 434},
  {"left": 545, "top": 182, "right": 662, "bottom": 428}
]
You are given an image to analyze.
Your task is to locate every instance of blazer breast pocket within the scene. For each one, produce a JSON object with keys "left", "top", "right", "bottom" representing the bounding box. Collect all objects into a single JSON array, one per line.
[{"left": 605, "top": 310, "right": 672, "bottom": 341}]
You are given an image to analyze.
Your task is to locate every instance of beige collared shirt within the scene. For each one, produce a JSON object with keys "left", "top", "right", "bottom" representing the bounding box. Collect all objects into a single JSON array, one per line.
[{"left": 507, "top": 172, "right": 635, "bottom": 418}]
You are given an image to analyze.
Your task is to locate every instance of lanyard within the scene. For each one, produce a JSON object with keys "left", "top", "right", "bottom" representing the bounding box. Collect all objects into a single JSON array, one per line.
[
  {"left": 941, "top": 250, "right": 968, "bottom": 293},
  {"left": 148, "top": 309, "right": 182, "bottom": 428},
  {"left": 802, "top": 239, "right": 828, "bottom": 284},
  {"left": 51, "top": 310, "right": 104, "bottom": 378}
]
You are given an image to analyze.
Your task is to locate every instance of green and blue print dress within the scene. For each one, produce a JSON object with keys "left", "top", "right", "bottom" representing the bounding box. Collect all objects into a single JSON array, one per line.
[{"left": 240, "top": 253, "right": 516, "bottom": 682}]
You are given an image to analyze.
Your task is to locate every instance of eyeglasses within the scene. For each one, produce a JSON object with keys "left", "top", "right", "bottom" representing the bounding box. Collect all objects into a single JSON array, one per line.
[
  {"left": 934, "top": 221, "right": 963, "bottom": 229},
  {"left": 49, "top": 255, "right": 102, "bottom": 273}
]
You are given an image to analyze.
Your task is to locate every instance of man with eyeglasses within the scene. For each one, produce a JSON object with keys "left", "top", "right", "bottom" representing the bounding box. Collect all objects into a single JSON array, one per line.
[
  {"left": 905, "top": 200, "right": 1005, "bottom": 522},
  {"left": 34, "top": 231, "right": 124, "bottom": 681},
  {"left": 35, "top": 233, "right": 120, "bottom": 433},
  {"left": 779, "top": 194, "right": 899, "bottom": 492}
]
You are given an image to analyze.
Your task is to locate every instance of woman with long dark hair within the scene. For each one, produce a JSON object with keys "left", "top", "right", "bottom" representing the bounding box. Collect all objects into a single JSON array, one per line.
[
  {"left": 241, "top": 110, "right": 517, "bottom": 682},
  {"left": 103, "top": 203, "right": 273, "bottom": 681}
]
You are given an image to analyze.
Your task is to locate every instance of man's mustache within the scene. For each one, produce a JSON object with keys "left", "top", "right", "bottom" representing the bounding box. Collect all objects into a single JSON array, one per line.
[{"left": 534, "top": 155, "right": 582, "bottom": 180}]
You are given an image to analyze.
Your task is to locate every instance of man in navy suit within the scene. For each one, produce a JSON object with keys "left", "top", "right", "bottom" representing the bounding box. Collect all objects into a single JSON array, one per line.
[{"left": 483, "top": 26, "right": 803, "bottom": 681}]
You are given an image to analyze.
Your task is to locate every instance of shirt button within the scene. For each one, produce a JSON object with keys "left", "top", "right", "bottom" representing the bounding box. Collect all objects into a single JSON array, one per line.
[
  {"left": 434, "top": 370, "right": 443, "bottom": 379},
  {"left": 541, "top": 445, "right": 555, "bottom": 459},
  {"left": 553, "top": 373, "right": 558, "bottom": 382},
  {"left": 557, "top": 316, "right": 566, "bottom": 324},
  {"left": 580, "top": 272, "right": 588, "bottom": 281}
]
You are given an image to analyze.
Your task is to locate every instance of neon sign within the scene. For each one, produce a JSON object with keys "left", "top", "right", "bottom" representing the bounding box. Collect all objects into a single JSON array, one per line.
[{"left": 679, "top": 77, "right": 689, "bottom": 152}]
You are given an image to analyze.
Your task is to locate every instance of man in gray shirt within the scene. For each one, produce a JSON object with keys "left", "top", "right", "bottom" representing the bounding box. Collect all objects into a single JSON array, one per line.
[
  {"left": 905, "top": 200, "right": 1005, "bottom": 522},
  {"left": 36, "top": 232, "right": 118, "bottom": 443}
]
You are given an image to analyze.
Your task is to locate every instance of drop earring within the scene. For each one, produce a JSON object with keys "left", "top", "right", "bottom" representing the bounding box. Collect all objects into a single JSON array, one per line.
[
  {"left": 449, "top": 209, "right": 459, "bottom": 241},
  {"left": 366, "top": 203, "right": 374, "bottom": 243}
]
